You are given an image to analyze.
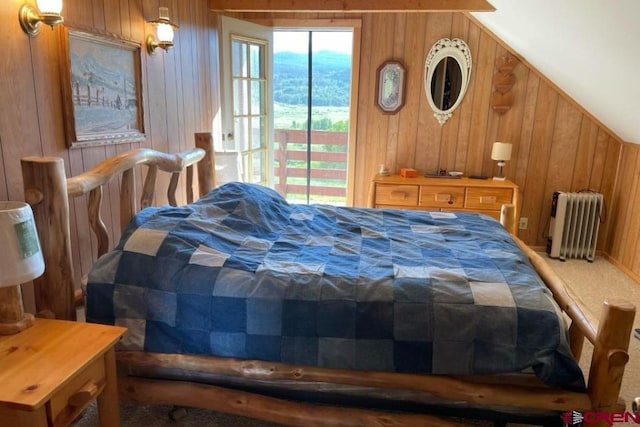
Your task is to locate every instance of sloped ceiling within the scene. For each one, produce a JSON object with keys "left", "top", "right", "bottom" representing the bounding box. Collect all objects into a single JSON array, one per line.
[{"left": 471, "top": 0, "right": 640, "bottom": 144}]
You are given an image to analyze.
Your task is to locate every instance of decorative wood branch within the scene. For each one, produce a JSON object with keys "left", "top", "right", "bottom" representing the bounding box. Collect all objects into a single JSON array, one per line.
[{"left": 491, "top": 54, "right": 518, "bottom": 115}]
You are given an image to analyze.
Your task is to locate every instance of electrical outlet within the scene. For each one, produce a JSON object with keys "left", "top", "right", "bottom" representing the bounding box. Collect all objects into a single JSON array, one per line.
[{"left": 519, "top": 217, "right": 528, "bottom": 230}]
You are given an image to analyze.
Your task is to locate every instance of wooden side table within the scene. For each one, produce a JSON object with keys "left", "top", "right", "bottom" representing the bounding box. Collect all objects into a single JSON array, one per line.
[{"left": 0, "top": 319, "right": 126, "bottom": 426}]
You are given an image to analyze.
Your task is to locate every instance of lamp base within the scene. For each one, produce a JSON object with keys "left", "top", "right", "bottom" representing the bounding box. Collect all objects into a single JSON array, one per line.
[
  {"left": 492, "top": 176, "right": 507, "bottom": 181},
  {"left": 0, "top": 285, "right": 35, "bottom": 335},
  {"left": 0, "top": 313, "right": 35, "bottom": 335}
]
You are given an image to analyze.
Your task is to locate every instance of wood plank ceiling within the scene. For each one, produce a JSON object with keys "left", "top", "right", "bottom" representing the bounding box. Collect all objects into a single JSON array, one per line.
[{"left": 210, "top": 0, "right": 495, "bottom": 12}]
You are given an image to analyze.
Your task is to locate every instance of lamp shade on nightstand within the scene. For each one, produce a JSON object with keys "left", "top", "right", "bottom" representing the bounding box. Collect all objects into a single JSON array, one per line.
[
  {"left": 0, "top": 201, "right": 44, "bottom": 335},
  {"left": 0, "top": 201, "right": 44, "bottom": 287},
  {"left": 491, "top": 142, "right": 512, "bottom": 181},
  {"left": 491, "top": 142, "right": 512, "bottom": 161}
]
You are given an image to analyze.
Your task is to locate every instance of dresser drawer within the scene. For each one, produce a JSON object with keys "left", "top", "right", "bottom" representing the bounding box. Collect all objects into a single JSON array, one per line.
[
  {"left": 419, "top": 185, "right": 465, "bottom": 209},
  {"left": 375, "top": 184, "right": 419, "bottom": 206},
  {"left": 465, "top": 187, "right": 513, "bottom": 211}
]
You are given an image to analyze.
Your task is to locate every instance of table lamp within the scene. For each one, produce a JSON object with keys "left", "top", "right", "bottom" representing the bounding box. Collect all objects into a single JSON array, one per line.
[
  {"left": 0, "top": 201, "right": 44, "bottom": 335},
  {"left": 491, "top": 142, "right": 512, "bottom": 181}
]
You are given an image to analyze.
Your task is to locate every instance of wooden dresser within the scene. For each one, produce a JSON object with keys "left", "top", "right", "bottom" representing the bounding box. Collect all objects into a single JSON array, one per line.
[{"left": 370, "top": 174, "right": 519, "bottom": 220}]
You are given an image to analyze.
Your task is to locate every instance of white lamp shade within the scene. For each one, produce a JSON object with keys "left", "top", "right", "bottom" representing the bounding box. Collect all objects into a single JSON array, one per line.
[
  {"left": 156, "top": 22, "right": 174, "bottom": 43},
  {"left": 0, "top": 202, "right": 44, "bottom": 287},
  {"left": 37, "top": 0, "right": 63, "bottom": 14},
  {"left": 491, "top": 142, "right": 512, "bottom": 161}
]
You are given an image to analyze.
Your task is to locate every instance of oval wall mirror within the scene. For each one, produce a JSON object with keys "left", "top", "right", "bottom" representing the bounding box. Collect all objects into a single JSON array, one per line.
[{"left": 424, "top": 38, "right": 472, "bottom": 125}]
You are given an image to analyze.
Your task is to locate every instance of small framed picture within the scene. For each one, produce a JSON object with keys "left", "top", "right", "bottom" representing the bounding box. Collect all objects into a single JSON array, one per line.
[
  {"left": 59, "top": 27, "right": 145, "bottom": 148},
  {"left": 376, "top": 60, "right": 406, "bottom": 114}
]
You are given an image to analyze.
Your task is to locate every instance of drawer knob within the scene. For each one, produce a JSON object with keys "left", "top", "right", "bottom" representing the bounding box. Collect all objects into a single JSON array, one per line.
[{"left": 68, "top": 379, "right": 101, "bottom": 408}]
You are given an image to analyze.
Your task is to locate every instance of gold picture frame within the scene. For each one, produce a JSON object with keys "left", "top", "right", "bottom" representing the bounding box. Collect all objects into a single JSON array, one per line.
[
  {"left": 60, "top": 28, "right": 145, "bottom": 148},
  {"left": 376, "top": 60, "right": 406, "bottom": 114}
]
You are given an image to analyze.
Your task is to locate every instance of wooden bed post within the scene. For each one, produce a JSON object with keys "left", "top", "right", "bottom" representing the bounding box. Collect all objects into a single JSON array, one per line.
[
  {"left": 21, "top": 157, "right": 76, "bottom": 321},
  {"left": 500, "top": 203, "right": 517, "bottom": 235},
  {"left": 194, "top": 132, "right": 215, "bottom": 196},
  {"left": 587, "top": 299, "right": 635, "bottom": 412}
]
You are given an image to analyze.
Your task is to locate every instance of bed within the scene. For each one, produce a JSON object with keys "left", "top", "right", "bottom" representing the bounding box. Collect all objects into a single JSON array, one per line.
[{"left": 20, "top": 134, "right": 636, "bottom": 426}]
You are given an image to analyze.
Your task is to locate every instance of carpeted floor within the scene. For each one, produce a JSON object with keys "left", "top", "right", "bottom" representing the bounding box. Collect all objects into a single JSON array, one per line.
[{"left": 72, "top": 254, "right": 640, "bottom": 427}]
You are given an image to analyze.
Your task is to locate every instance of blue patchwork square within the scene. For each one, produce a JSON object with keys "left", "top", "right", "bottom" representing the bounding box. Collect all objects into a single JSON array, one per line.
[
  {"left": 282, "top": 300, "right": 318, "bottom": 336},
  {"left": 177, "top": 328, "right": 211, "bottom": 354},
  {"left": 281, "top": 337, "right": 319, "bottom": 365},
  {"left": 115, "top": 252, "right": 155, "bottom": 286},
  {"left": 175, "top": 264, "right": 217, "bottom": 295},
  {"left": 144, "top": 289, "right": 177, "bottom": 326},
  {"left": 211, "top": 297, "right": 246, "bottom": 332},
  {"left": 209, "top": 332, "right": 246, "bottom": 358},
  {"left": 318, "top": 338, "right": 355, "bottom": 369},
  {"left": 247, "top": 298, "right": 282, "bottom": 335},
  {"left": 246, "top": 335, "right": 282, "bottom": 361},
  {"left": 394, "top": 302, "right": 433, "bottom": 341},
  {"left": 85, "top": 282, "right": 114, "bottom": 323},
  {"left": 317, "top": 301, "right": 356, "bottom": 338},
  {"left": 393, "top": 341, "right": 433, "bottom": 373},
  {"left": 355, "top": 339, "right": 394, "bottom": 370},
  {"left": 176, "top": 294, "right": 211, "bottom": 330},
  {"left": 356, "top": 302, "right": 393, "bottom": 339},
  {"left": 145, "top": 320, "right": 181, "bottom": 353},
  {"left": 517, "top": 308, "right": 560, "bottom": 349}
]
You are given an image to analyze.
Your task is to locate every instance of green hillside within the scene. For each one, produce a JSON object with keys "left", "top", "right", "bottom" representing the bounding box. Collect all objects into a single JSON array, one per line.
[{"left": 274, "top": 51, "right": 351, "bottom": 107}]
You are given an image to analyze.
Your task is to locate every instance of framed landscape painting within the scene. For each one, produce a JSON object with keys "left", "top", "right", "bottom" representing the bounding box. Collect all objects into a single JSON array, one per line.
[{"left": 60, "top": 28, "right": 145, "bottom": 148}]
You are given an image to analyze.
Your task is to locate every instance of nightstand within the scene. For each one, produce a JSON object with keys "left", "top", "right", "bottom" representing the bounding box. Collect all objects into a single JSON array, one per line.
[{"left": 0, "top": 319, "right": 126, "bottom": 426}]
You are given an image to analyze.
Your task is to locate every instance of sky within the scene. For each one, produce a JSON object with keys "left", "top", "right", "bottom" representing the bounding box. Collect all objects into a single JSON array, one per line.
[{"left": 274, "top": 31, "right": 353, "bottom": 55}]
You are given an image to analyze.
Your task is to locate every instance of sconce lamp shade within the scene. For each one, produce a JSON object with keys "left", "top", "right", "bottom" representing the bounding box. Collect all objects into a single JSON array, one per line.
[
  {"left": 37, "top": 0, "right": 63, "bottom": 14},
  {"left": 0, "top": 202, "right": 44, "bottom": 288},
  {"left": 156, "top": 22, "right": 175, "bottom": 44},
  {"left": 146, "top": 6, "right": 179, "bottom": 55},
  {"left": 491, "top": 142, "right": 512, "bottom": 161}
]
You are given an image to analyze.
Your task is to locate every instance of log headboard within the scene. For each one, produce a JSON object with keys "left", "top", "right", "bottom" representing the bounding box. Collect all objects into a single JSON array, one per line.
[{"left": 20, "top": 133, "right": 215, "bottom": 320}]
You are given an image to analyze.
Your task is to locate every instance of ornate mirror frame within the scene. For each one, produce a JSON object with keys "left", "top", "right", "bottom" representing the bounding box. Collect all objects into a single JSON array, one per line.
[{"left": 424, "top": 38, "right": 472, "bottom": 125}]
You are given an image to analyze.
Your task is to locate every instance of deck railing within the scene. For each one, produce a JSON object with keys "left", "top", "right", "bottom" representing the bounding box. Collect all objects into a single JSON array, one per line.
[{"left": 273, "top": 129, "right": 348, "bottom": 204}]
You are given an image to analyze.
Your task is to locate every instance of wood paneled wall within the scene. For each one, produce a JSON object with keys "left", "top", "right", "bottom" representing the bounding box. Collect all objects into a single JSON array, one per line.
[
  {"left": 1, "top": 3, "right": 637, "bottom": 286},
  {"left": 240, "top": 11, "right": 624, "bottom": 253},
  {"left": 606, "top": 143, "right": 640, "bottom": 282},
  {"left": 0, "top": 0, "right": 215, "bottom": 281}
]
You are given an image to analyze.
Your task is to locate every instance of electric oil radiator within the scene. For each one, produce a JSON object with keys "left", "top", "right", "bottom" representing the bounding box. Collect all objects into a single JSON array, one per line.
[{"left": 546, "top": 191, "right": 604, "bottom": 262}]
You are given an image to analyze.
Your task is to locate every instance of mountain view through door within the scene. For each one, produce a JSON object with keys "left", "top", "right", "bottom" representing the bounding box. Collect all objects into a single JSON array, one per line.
[{"left": 273, "top": 30, "right": 353, "bottom": 205}]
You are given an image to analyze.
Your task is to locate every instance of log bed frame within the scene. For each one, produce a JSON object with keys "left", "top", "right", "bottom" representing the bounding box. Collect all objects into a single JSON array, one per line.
[{"left": 20, "top": 133, "right": 635, "bottom": 427}]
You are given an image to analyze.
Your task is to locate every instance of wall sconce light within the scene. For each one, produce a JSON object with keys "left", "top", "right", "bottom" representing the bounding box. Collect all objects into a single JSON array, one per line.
[
  {"left": 491, "top": 142, "right": 512, "bottom": 181},
  {"left": 19, "top": 0, "right": 64, "bottom": 37},
  {"left": 146, "top": 7, "right": 179, "bottom": 55}
]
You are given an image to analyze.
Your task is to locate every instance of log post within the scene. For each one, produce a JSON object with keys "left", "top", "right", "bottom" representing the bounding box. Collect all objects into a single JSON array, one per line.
[
  {"left": 500, "top": 203, "right": 516, "bottom": 235},
  {"left": 195, "top": 132, "right": 215, "bottom": 196},
  {"left": 21, "top": 157, "right": 76, "bottom": 321},
  {"left": 120, "top": 169, "right": 136, "bottom": 232},
  {"left": 587, "top": 299, "right": 635, "bottom": 412}
]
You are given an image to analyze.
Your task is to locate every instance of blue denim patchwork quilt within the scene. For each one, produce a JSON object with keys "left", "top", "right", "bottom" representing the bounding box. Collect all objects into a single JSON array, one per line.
[{"left": 86, "top": 182, "right": 584, "bottom": 389}]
